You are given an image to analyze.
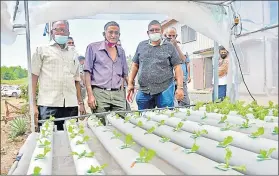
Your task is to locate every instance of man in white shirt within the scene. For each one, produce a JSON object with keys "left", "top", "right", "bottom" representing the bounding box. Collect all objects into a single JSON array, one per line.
[
  {"left": 32, "top": 20, "right": 86, "bottom": 131},
  {"left": 211, "top": 46, "right": 229, "bottom": 102}
]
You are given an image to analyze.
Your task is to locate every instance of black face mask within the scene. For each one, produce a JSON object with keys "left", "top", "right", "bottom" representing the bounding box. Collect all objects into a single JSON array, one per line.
[{"left": 221, "top": 54, "right": 227, "bottom": 59}]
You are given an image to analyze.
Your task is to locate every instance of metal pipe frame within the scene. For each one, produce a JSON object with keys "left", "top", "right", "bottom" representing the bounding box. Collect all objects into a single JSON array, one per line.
[{"left": 236, "top": 24, "right": 278, "bottom": 38}]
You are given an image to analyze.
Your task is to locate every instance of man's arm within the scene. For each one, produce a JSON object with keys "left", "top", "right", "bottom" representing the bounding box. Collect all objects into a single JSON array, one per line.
[
  {"left": 174, "top": 64, "right": 183, "bottom": 87},
  {"left": 128, "top": 63, "right": 139, "bottom": 85},
  {"left": 173, "top": 42, "right": 186, "bottom": 62},
  {"left": 83, "top": 45, "right": 94, "bottom": 98},
  {"left": 122, "top": 50, "right": 129, "bottom": 85},
  {"left": 218, "top": 59, "right": 229, "bottom": 77},
  {"left": 31, "top": 47, "right": 43, "bottom": 105}
]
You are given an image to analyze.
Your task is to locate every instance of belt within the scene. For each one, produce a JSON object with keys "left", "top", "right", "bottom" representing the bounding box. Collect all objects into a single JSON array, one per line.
[{"left": 92, "top": 85, "right": 120, "bottom": 91}]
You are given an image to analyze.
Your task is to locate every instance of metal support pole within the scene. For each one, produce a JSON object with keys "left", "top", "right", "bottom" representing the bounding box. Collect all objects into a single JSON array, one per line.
[
  {"left": 24, "top": 0, "right": 35, "bottom": 132},
  {"left": 213, "top": 41, "right": 219, "bottom": 102}
]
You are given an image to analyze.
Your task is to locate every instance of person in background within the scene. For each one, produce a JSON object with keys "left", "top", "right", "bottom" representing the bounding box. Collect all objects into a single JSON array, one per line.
[
  {"left": 31, "top": 20, "right": 85, "bottom": 131},
  {"left": 211, "top": 46, "right": 229, "bottom": 102},
  {"left": 165, "top": 27, "right": 191, "bottom": 106},
  {"left": 67, "top": 36, "right": 75, "bottom": 47},
  {"left": 78, "top": 56, "right": 86, "bottom": 100},
  {"left": 127, "top": 20, "right": 184, "bottom": 110},
  {"left": 84, "top": 21, "right": 128, "bottom": 124}
]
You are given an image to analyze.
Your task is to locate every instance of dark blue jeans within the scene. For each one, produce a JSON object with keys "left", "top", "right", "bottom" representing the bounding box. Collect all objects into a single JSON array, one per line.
[
  {"left": 136, "top": 82, "right": 175, "bottom": 110},
  {"left": 212, "top": 85, "right": 227, "bottom": 102}
]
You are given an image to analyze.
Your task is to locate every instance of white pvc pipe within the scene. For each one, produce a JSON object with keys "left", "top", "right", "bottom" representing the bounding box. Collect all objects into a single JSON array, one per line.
[
  {"left": 145, "top": 113, "right": 278, "bottom": 159},
  {"left": 107, "top": 115, "right": 242, "bottom": 175},
  {"left": 129, "top": 117, "right": 278, "bottom": 175},
  {"left": 65, "top": 121, "right": 105, "bottom": 175},
  {"left": 87, "top": 119, "right": 165, "bottom": 175},
  {"left": 27, "top": 123, "right": 54, "bottom": 175},
  {"left": 167, "top": 110, "right": 278, "bottom": 141}
]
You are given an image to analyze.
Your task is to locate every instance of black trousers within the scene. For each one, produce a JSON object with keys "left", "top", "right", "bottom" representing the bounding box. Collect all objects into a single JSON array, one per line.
[{"left": 38, "top": 106, "right": 78, "bottom": 131}]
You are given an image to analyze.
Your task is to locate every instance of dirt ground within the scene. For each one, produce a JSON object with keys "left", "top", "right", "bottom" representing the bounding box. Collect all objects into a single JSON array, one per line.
[{"left": 0, "top": 97, "right": 30, "bottom": 175}]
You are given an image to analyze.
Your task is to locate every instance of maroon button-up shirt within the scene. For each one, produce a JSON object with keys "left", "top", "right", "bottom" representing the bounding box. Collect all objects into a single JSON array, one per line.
[{"left": 84, "top": 41, "right": 128, "bottom": 89}]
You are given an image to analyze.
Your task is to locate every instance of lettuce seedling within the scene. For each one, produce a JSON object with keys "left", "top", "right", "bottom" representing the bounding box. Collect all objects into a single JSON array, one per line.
[
  {"left": 133, "top": 121, "right": 143, "bottom": 128},
  {"left": 136, "top": 147, "right": 156, "bottom": 163},
  {"left": 111, "top": 130, "right": 122, "bottom": 139},
  {"left": 272, "top": 109, "right": 278, "bottom": 117},
  {"left": 40, "top": 129, "right": 50, "bottom": 139},
  {"left": 216, "top": 148, "right": 246, "bottom": 172},
  {"left": 124, "top": 116, "right": 131, "bottom": 123},
  {"left": 186, "top": 110, "right": 191, "bottom": 116},
  {"left": 183, "top": 141, "right": 200, "bottom": 154},
  {"left": 249, "top": 127, "right": 264, "bottom": 138},
  {"left": 218, "top": 115, "right": 228, "bottom": 124},
  {"left": 268, "top": 101, "right": 274, "bottom": 109},
  {"left": 217, "top": 136, "right": 233, "bottom": 148},
  {"left": 174, "top": 108, "right": 180, "bottom": 113},
  {"left": 257, "top": 148, "right": 277, "bottom": 161},
  {"left": 69, "top": 119, "right": 77, "bottom": 125},
  {"left": 144, "top": 126, "right": 156, "bottom": 135},
  {"left": 159, "top": 136, "right": 170, "bottom": 143},
  {"left": 35, "top": 146, "right": 51, "bottom": 160},
  {"left": 201, "top": 112, "right": 207, "bottom": 120},
  {"left": 97, "top": 119, "right": 103, "bottom": 127},
  {"left": 134, "top": 111, "right": 140, "bottom": 118},
  {"left": 33, "top": 166, "right": 42, "bottom": 176},
  {"left": 120, "top": 134, "right": 135, "bottom": 149},
  {"left": 71, "top": 150, "right": 95, "bottom": 159},
  {"left": 173, "top": 122, "right": 184, "bottom": 132},
  {"left": 146, "top": 116, "right": 151, "bottom": 121},
  {"left": 87, "top": 164, "right": 107, "bottom": 174},
  {"left": 43, "top": 121, "right": 50, "bottom": 131},
  {"left": 49, "top": 115, "right": 55, "bottom": 122},
  {"left": 157, "top": 120, "right": 165, "bottom": 127},
  {"left": 239, "top": 118, "right": 252, "bottom": 128},
  {"left": 193, "top": 102, "right": 204, "bottom": 111},
  {"left": 76, "top": 135, "right": 90, "bottom": 145},
  {"left": 220, "top": 122, "right": 234, "bottom": 131},
  {"left": 191, "top": 129, "right": 208, "bottom": 139},
  {"left": 115, "top": 114, "right": 120, "bottom": 119},
  {"left": 37, "top": 139, "right": 51, "bottom": 148},
  {"left": 272, "top": 126, "right": 278, "bottom": 135}
]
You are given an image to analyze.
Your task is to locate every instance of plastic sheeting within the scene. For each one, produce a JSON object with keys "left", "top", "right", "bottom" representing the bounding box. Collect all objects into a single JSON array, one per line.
[
  {"left": 1, "top": 1, "right": 17, "bottom": 45},
  {"left": 1, "top": 1, "right": 232, "bottom": 49}
]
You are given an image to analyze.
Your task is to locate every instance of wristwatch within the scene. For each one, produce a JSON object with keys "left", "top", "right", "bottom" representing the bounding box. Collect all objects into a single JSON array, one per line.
[
  {"left": 78, "top": 101, "right": 84, "bottom": 105},
  {"left": 177, "top": 86, "right": 184, "bottom": 89}
]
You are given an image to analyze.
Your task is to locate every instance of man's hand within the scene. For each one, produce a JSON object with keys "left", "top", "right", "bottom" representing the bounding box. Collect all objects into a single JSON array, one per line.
[
  {"left": 79, "top": 104, "right": 86, "bottom": 115},
  {"left": 187, "top": 76, "right": 191, "bottom": 83},
  {"left": 170, "top": 38, "right": 178, "bottom": 46},
  {"left": 127, "top": 83, "right": 135, "bottom": 103},
  {"left": 88, "top": 94, "right": 97, "bottom": 109},
  {"left": 33, "top": 104, "right": 39, "bottom": 131},
  {"left": 175, "top": 88, "right": 184, "bottom": 101}
]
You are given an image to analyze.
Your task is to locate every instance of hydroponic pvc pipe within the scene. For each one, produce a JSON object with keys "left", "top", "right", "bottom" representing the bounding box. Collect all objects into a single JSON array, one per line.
[
  {"left": 129, "top": 117, "right": 278, "bottom": 175},
  {"left": 107, "top": 115, "right": 242, "bottom": 175},
  {"left": 145, "top": 114, "right": 278, "bottom": 159},
  {"left": 65, "top": 121, "right": 105, "bottom": 175},
  {"left": 11, "top": 133, "right": 38, "bottom": 175},
  {"left": 87, "top": 119, "right": 165, "bottom": 175},
  {"left": 27, "top": 123, "right": 54, "bottom": 175},
  {"left": 170, "top": 111, "right": 278, "bottom": 141}
]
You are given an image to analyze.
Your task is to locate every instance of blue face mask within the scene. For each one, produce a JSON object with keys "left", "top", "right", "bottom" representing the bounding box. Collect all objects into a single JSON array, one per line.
[{"left": 54, "top": 35, "right": 68, "bottom": 44}]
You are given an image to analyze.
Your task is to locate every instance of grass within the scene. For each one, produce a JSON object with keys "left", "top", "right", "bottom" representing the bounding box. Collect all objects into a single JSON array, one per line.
[{"left": 1, "top": 78, "right": 28, "bottom": 85}]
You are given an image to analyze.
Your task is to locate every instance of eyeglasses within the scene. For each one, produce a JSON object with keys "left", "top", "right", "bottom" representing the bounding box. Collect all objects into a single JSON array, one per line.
[
  {"left": 107, "top": 31, "right": 120, "bottom": 36},
  {"left": 52, "top": 28, "right": 69, "bottom": 34},
  {"left": 67, "top": 42, "right": 74, "bottom": 45},
  {"left": 149, "top": 28, "right": 161, "bottom": 33}
]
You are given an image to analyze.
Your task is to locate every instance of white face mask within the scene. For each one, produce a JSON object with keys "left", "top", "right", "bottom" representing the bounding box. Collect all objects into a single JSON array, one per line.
[
  {"left": 149, "top": 33, "right": 161, "bottom": 42},
  {"left": 68, "top": 45, "right": 75, "bottom": 50}
]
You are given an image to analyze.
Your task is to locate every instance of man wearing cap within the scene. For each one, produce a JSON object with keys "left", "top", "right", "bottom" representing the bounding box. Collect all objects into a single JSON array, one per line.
[{"left": 84, "top": 21, "right": 128, "bottom": 124}]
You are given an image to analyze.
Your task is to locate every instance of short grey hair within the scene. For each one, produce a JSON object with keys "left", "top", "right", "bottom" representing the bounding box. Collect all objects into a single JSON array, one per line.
[
  {"left": 104, "top": 21, "right": 120, "bottom": 31},
  {"left": 165, "top": 27, "right": 177, "bottom": 34},
  {"left": 148, "top": 20, "right": 162, "bottom": 30},
  {"left": 52, "top": 20, "right": 69, "bottom": 29}
]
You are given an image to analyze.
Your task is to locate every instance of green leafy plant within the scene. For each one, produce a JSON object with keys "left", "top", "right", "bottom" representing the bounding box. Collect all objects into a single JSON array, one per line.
[
  {"left": 136, "top": 147, "right": 156, "bottom": 163},
  {"left": 115, "top": 113, "right": 120, "bottom": 119},
  {"left": 218, "top": 115, "right": 228, "bottom": 124},
  {"left": 111, "top": 130, "right": 122, "bottom": 139},
  {"left": 35, "top": 147, "right": 51, "bottom": 160},
  {"left": 249, "top": 127, "right": 264, "bottom": 138},
  {"left": 49, "top": 115, "right": 55, "bottom": 122},
  {"left": 146, "top": 116, "right": 151, "bottom": 121},
  {"left": 239, "top": 118, "right": 252, "bottom": 128},
  {"left": 97, "top": 119, "right": 104, "bottom": 126},
  {"left": 217, "top": 136, "right": 233, "bottom": 148},
  {"left": 134, "top": 111, "right": 140, "bottom": 118},
  {"left": 120, "top": 134, "right": 135, "bottom": 149},
  {"left": 186, "top": 110, "right": 191, "bottom": 116},
  {"left": 183, "top": 141, "right": 200, "bottom": 154},
  {"left": 156, "top": 120, "right": 165, "bottom": 127},
  {"left": 76, "top": 135, "right": 90, "bottom": 145},
  {"left": 220, "top": 122, "right": 234, "bottom": 131},
  {"left": 170, "top": 112, "right": 175, "bottom": 117},
  {"left": 69, "top": 119, "right": 77, "bottom": 125},
  {"left": 159, "top": 136, "right": 170, "bottom": 143},
  {"left": 193, "top": 102, "right": 204, "bottom": 111},
  {"left": 257, "top": 148, "right": 277, "bottom": 160},
  {"left": 173, "top": 122, "right": 184, "bottom": 132},
  {"left": 216, "top": 148, "right": 246, "bottom": 171},
  {"left": 268, "top": 101, "right": 274, "bottom": 109},
  {"left": 124, "top": 116, "right": 131, "bottom": 123},
  {"left": 9, "top": 117, "right": 27, "bottom": 139},
  {"left": 40, "top": 129, "right": 50, "bottom": 139},
  {"left": 272, "top": 109, "right": 278, "bottom": 117},
  {"left": 144, "top": 126, "right": 156, "bottom": 135},
  {"left": 71, "top": 150, "right": 95, "bottom": 159},
  {"left": 133, "top": 121, "right": 143, "bottom": 128},
  {"left": 191, "top": 129, "right": 208, "bottom": 139},
  {"left": 37, "top": 139, "right": 51, "bottom": 148},
  {"left": 201, "top": 112, "right": 207, "bottom": 120},
  {"left": 87, "top": 164, "right": 107, "bottom": 174},
  {"left": 33, "top": 166, "right": 42, "bottom": 176},
  {"left": 272, "top": 126, "right": 278, "bottom": 135},
  {"left": 68, "top": 125, "right": 84, "bottom": 139}
]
